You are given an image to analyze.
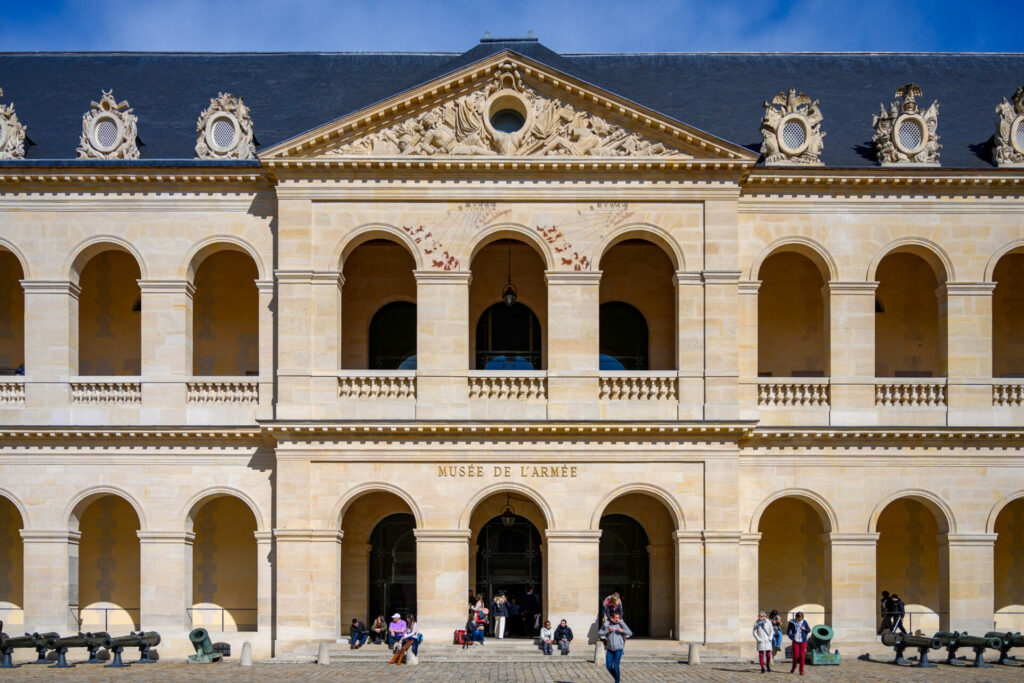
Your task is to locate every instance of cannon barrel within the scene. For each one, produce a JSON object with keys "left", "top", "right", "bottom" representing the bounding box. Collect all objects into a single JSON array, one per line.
[
  {"left": 881, "top": 632, "right": 941, "bottom": 650},
  {"left": 44, "top": 632, "right": 109, "bottom": 650},
  {"left": 954, "top": 634, "right": 1002, "bottom": 650},
  {"left": 189, "top": 627, "right": 214, "bottom": 654},
  {"left": 807, "top": 624, "right": 833, "bottom": 650},
  {"left": 102, "top": 631, "right": 161, "bottom": 651},
  {"left": 985, "top": 631, "right": 1024, "bottom": 648},
  {"left": 0, "top": 633, "right": 42, "bottom": 650}
]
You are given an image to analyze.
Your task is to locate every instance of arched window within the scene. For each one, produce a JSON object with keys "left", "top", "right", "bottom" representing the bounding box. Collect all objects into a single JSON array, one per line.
[
  {"left": 993, "top": 253, "right": 1024, "bottom": 378},
  {"left": 192, "top": 250, "right": 259, "bottom": 376},
  {"left": 875, "top": 252, "right": 945, "bottom": 378},
  {"left": 78, "top": 251, "right": 142, "bottom": 376},
  {"left": 757, "top": 251, "right": 827, "bottom": 377},
  {"left": 0, "top": 250, "right": 25, "bottom": 375},
  {"left": 599, "top": 302, "right": 649, "bottom": 370},
  {"left": 368, "top": 302, "right": 416, "bottom": 370},
  {"left": 475, "top": 302, "right": 541, "bottom": 370}
]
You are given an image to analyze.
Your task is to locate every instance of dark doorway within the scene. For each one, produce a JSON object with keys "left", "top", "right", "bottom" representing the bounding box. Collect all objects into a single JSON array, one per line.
[
  {"left": 599, "top": 514, "right": 650, "bottom": 636},
  {"left": 600, "top": 301, "right": 649, "bottom": 370},
  {"left": 368, "top": 513, "right": 416, "bottom": 620},
  {"left": 475, "top": 514, "right": 543, "bottom": 636},
  {"left": 475, "top": 302, "right": 542, "bottom": 369},
  {"left": 368, "top": 301, "right": 416, "bottom": 369}
]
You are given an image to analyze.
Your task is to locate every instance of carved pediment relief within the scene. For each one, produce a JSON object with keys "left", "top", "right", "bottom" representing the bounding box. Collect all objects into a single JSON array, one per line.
[{"left": 262, "top": 53, "right": 755, "bottom": 164}]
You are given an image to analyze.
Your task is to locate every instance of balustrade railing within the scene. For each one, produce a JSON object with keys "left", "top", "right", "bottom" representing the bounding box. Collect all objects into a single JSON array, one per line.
[
  {"left": 70, "top": 379, "right": 142, "bottom": 404},
  {"left": 993, "top": 381, "right": 1024, "bottom": 407},
  {"left": 469, "top": 371, "right": 547, "bottom": 400},
  {"left": 758, "top": 379, "right": 830, "bottom": 407},
  {"left": 338, "top": 371, "right": 416, "bottom": 399},
  {"left": 187, "top": 378, "right": 259, "bottom": 404},
  {"left": 187, "top": 606, "right": 258, "bottom": 632},
  {"left": 875, "top": 379, "right": 947, "bottom": 407},
  {"left": 599, "top": 372, "right": 677, "bottom": 401},
  {"left": 0, "top": 379, "right": 25, "bottom": 404}
]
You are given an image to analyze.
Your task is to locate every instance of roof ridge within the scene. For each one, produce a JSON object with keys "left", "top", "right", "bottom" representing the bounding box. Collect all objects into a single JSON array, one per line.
[{"left": 0, "top": 50, "right": 461, "bottom": 57}]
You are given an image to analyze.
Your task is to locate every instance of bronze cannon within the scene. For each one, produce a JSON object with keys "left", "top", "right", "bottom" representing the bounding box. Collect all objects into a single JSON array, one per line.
[{"left": 880, "top": 631, "right": 941, "bottom": 667}]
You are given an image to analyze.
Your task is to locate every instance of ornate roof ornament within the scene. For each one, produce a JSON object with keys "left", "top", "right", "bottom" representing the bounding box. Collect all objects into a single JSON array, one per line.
[
  {"left": 0, "top": 88, "right": 27, "bottom": 160},
  {"left": 872, "top": 83, "right": 940, "bottom": 166},
  {"left": 195, "top": 93, "right": 255, "bottom": 160},
  {"left": 330, "top": 59, "right": 683, "bottom": 158},
  {"left": 760, "top": 88, "right": 824, "bottom": 166},
  {"left": 76, "top": 90, "right": 139, "bottom": 159},
  {"left": 994, "top": 86, "right": 1024, "bottom": 168}
]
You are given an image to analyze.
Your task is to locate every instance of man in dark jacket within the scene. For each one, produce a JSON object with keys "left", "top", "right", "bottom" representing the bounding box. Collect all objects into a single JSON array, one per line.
[
  {"left": 349, "top": 618, "right": 368, "bottom": 649},
  {"left": 554, "top": 619, "right": 574, "bottom": 655},
  {"left": 878, "top": 591, "right": 892, "bottom": 634},
  {"left": 521, "top": 587, "right": 541, "bottom": 636},
  {"left": 890, "top": 593, "right": 907, "bottom": 634}
]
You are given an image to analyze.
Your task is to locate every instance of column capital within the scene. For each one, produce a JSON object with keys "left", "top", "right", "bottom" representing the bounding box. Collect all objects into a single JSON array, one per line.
[
  {"left": 544, "top": 529, "right": 602, "bottom": 543},
  {"left": 414, "top": 270, "right": 472, "bottom": 285},
  {"left": 255, "top": 278, "right": 275, "bottom": 294},
  {"left": 940, "top": 282, "right": 997, "bottom": 296},
  {"left": 413, "top": 529, "right": 472, "bottom": 543},
  {"left": 702, "top": 270, "right": 742, "bottom": 283},
  {"left": 136, "top": 530, "right": 195, "bottom": 544},
  {"left": 673, "top": 530, "right": 704, "bottom": 543},
  {"left": 273, "top": 528, "right": 344, "bottom": 543},
  {"left": 137, "top": 279, "right": 195, "bottom": 296},
  {"left": 826, "top": 281, "right": 879, "bottom": 295},
  {"left": 824, "top": 532, "right": 880, "bottom": 546},
  {"left": 20, "top": 279, "right": 81, "bottom": 297},
  {"left": 544, "top": 271, "right": 602, "bottom": 286},
  {"left": 253, "top": 530, "right": 274, "bottom": 542},
  {"left": 20, "top": 529, "right": 80, "bottom": 543},
  {"left": 702, "top": 530, "right": 742, "bottom": 544},
  {"left": 310, "top": 271, "right": 344, "bottom": 287},
  {"left": 737, "top": 280, "right": 761, "bottom": 295},
  {"left": 673, "top": 270, "right": 703, "bottom": 286},
  {"left": 939, "top": 532, "right": 998, "bottom": 547},
  {"left": 274, "top": 269, "right": 315, "bottom": 283},
  {"left": 739, "top": 532, "right": 762, "bottom": 545}
]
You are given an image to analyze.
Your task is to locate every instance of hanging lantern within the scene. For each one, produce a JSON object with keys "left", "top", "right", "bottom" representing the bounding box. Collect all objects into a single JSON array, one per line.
[
  {"left": 500, "top": 493, "right": 516, "bottom": 528},
  {"left": 501, "top": 243, "right": 518, "bottom": 306}
]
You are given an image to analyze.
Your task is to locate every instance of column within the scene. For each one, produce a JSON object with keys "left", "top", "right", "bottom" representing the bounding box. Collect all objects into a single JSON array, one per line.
[
  {"left": 825, "top": 532, "right": 878, "bottom": 644},
  {"left": 942, "top": 283, "right": 996, "bottom": 425},
  {"left": 414, "top": 529, "right": 470, "bottom": 641},
  {"left": 675, "top": 531, "right": 704, "bottom": 643},
  {"left": 545, "top": 272, "right": 601, "bottom": 420},
  {"left": 737, "top": 532, "right": 760, "bottom": 651},
  {"left": 648, "top": 543, "right": 674, "bottom": 637},
  {"left": 138, "top": 280, "right": 192, "bottom": 422},
  {"left": 20, "top": 530, "right": 78, "bottom": 633},
  {"left": 941, "top": 533, "right": 997, "bottom": 635},
  {"left": 274, "top": 530, "right": 343, "bottom": 645},
  {"left": 703, "top": 198, "right": 740, "bottom": 420},
  {"left": 545, "top": 531, "right": 601, "bottom": 642},
  {"left": 274, "top": 270, "right": 315, "bottom": 419},
  {"left": 138, "top": 531, "right": 193, "bottom": 637},
  {"left": 736, "top": 280, "right": 760, "bottom": 419},
  {"left": 826, "top": 282, "right": 878, "bottom": 424},
  {"left": 20, "top": 281, "right": 78, "bottom": 423},
  {"left": 254, "top": 531, "right": 273, "bottom": 646},
  {"left": 675, "top": 271, "right": 704, "bottom": 419},
  {"left": 415, "top": 271, "right": 470, "bottom": 419},
  {"left": 704, "top": 532, "right": 740, "bottom": 649},
  {"left": 256, "top": 278, "right": 278, "bottom": 420}
]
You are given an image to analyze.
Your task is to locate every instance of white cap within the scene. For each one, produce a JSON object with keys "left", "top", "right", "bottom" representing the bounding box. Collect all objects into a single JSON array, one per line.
[{"left": 392, "top": 613, "right": 401, "bottom": 619}]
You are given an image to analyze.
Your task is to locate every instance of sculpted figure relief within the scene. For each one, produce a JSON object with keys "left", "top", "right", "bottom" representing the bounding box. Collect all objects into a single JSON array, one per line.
[
  {"left": 872, "top": 83, "right": 940, "bottom": 166},
  {"left": 0, "top": 88, "right": 27, "bottom": 160},
  {"left": 994, "top": 86, "right": 1024, "bottom": 167},
  {"left": 332, "top": 61, "right": 681, "bottom": 158},
  {"left": 760, "top": 88, "right": 825, "bottom": 166}
]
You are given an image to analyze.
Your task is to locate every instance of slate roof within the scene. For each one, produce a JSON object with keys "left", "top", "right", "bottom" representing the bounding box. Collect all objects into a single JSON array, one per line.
[{"left": 1, "top": 37, "right": 1022, "bottom": 168}]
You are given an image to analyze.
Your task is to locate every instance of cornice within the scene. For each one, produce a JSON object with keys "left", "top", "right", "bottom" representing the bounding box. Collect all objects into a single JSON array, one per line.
[
  {"left": 0, "top": 426, "right": 265, "bottom": 444},
  {"left": 414, "top": 529, "right": 472, "bottom": 543},
  {"left": 742, "top": 167, "right": 1024, "bottom": 196},
  {"left": 0, "top": 164, "right": 270, "bottom": 189},
  {"left": 545, "top": 530, "right": 603, "bottom": 543},
  {"left": 746, "top": 426, "right": 1024, "bottom": 445}
]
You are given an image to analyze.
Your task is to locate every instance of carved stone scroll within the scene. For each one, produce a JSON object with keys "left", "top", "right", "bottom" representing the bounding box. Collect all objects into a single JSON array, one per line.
[
  {"left": 195, "top": 92, "right": 256, "bottom": 160},
  {"left": 872, "top": 83, "right": 940, "bottom": 166},
  {"left": 760, "top": 88, "right": 824, "bottom": 166},
  {"left": 77, "top": 90, "right": 139, "bottom": 159},
  {"left": 0, "top": 88, "right": 27, "bottom": 160},
  {"left": 994, "top": 86, "right": 1024, "bottom": 168}
]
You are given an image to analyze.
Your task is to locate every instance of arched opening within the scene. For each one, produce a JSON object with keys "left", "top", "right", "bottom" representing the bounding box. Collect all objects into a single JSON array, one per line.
[
  {"left": 599, "top": 302, "right": 649, "bottom": 370},
  {"left": 469, "top": 491, "right": 548, "bottom": 637},
  {"left": 757, "top": 498, "right": 828, "bottom": 631},
  {"left": 342, "top": 239, "right": 416, "bottom": 369},
  {"left": 75, "top": 495, "right": 141, "bottom": 631},
  {"left": 599, "top": 239, "right": 675, "bottom": 370},
  {"left": 368, "top": 302, "right": 416, "bottom": 370},
  {"left": 339, "top": 491, "right": 417, "bottom": 632},
  {"left": 0, "top": 496, "right": 24, "bottom": 629},
  {"left": 757, "top": 251, "right": 828, "bottom": 377},
  {"left": 77, "top": 251, "right": 142, "bottom": 375},
  {"left": 875, "top": 498, "right": 948, "bottom": 633},
  {"left": 0, "top": 251, "right": 25, "bottom": 375},
  {"left": 189, "top": 496, "right": 258, "bottom": 632},
  {"left": 470, "top": 239, "right": 547, "bottom": 370},
  {"left": 875, "top": 252, "right": 946, "bottom": 378},
  {"left": 598, "top": 492, "right": 677, "bottom": 637},
  {"left": 994, "top": 498, "right": 1024, "bottom": 631},
  {"left": 993, "top": 252, "right": 1024, "bottom": 378},
  {"left": 192, "top": 250, "right": 259, "bottom": 376}
]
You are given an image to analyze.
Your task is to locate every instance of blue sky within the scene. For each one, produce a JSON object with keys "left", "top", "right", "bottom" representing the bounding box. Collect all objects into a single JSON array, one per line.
[{"left": 1, "top": 0, "right": 1021, "bottom": 53}]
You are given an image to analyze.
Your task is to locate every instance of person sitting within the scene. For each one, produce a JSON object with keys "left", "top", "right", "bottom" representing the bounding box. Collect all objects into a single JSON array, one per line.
[
  {"left": 400, "top": 613, "right": 421, "bottom": 656},
  {"left": 387, "top": 612, "right": 407, "bottom": 648},
  {"left": 467, "top": 611, "right": 486, "bottom": 645},
  {"left": 554, "top": 619, "right": 574, "bottom": 655},
  {"left": 349, "top": 618, "right": 368, "bottom": 649},
  {"left": 540, "top": 619, "right": 555, "bottom": 655},
  {"left": 369, "top": 615, "right": 387, "bottom": 644}
]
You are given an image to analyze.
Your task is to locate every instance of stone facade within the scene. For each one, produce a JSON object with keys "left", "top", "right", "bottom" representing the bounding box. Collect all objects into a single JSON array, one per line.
[{"left": 0, "top": 48, "right": 1022, "bottom": 660}]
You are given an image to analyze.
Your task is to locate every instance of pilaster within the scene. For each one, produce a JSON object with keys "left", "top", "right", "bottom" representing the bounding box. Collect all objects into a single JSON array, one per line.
[
  {"left": 274, "top": 529, "right": 343, "bottom": 644},
  {"left": 703, "top": 272, "right": 741, "bottom": 419},
  {"left": 675, "top": 530, "right": 704, "bottom": 643},
  {"left": 941, "top": 283, "right": 996, "bottom": 425},
  {"left": 827, "top": 282, "right": 878, "bottom": 424},
  {"left": 254, "top": 530, "right": 274, "bottom": 643},
  {"left": 137, "top": 530, "right": 193, "bottom": 635},
  {"left": 940, "top": 533, "right": 997, "bottom": 635},
  {"left": 675, "top": 271, "right": 704, "bottom": 419},
  {"left": 703, "top": 531, "right": 740, "bottom": 649},
  {"left": 20, "top": 530, "right": 79, "bottom": 633},
  {"left": 138, "top": 280, "right": 193, "bottom": 422},
  {"left": 737, "top": 280, "right": 760, "bottom": 419},
  {"left": 824, "top": 532, "right": 878, "bottom": 644},
  {"left": 415, "top": 271, "right": 471, "bottom": 419},
  {"left": 544, "top": 530, "right": 602, "bottom": 642},
  {"left": 545, "top": 272, "right": 601, "bottom": 420},
  {"left": 20, "top": 281, "right": 78, "bottom": 423},
  {"left": 256, "top": 279, "right": 277, "bottom": 420},
  {"left": 274, "top": 270, "right": 316, "bottom": 418},
  {"left": 414, "top": 529, "right": 471, "bottom": 641},
  {"left": 738, "top": 532, "right": 760, "bottom": 654}
]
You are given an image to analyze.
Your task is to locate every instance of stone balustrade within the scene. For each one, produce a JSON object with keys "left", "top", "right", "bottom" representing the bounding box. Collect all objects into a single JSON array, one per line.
[
  {"left": 337, "top": 371, "right": 416, "bottom": 399},
  {"left": 874, "top": 379, "right": 947, "bottom": 407},
  {"left": 757, "top": 379, "right": 830, "bottom": 407},
  {"left": 599, "top": 372, "right": 677, "bottom": 401},
  {"left": 187, "top": 379, "right": 259, "bottom": 404},
  {"left": 468, "top": 371, "right": 547, "bottom": 400},
  {"left": 993, "top": 381, "right": 1024, "bottom": 407},
  {"left": 0, "top": 378, "right": 25, "bottom": 404},
  {"left": 70, "top": 379, "right": 143, "bottom": 404}
]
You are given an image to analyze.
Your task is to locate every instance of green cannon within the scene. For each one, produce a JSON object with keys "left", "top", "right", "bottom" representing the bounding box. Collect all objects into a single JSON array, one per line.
[
  {"left": 101, "top": 631, "right": 161, "bottom": 668},
  {"left": 806, "top": 624, "right": 840, "bottom": 665},
  {"left": 0, "top": 630, "right": 60, "bottom": 668},
  {"left": 934, "top": 631, "right": 1001, "bottom": 668},
  {"left": 881, "top": 631, "right": 941, "bottom": 667},
  {"left": 985, "top": 631, "right": 1024, "bottom": 666},
  {"left": 187, "top": 627, "right": 223, "bottom": 664},
  {"left": 43, "top": 632, "right": 110, "bottom": 669}
]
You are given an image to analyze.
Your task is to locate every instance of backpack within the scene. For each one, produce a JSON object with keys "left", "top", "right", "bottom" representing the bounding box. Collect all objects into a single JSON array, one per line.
[{"left": 453, "top": 629, "right": 466, "bottom": 645}]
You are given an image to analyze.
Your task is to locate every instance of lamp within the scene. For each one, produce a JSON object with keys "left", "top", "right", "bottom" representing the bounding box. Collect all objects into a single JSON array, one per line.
[
  {"left": 500, "top": 493, "right": 516, "bottom": 527},
  {"left": 501, "top": 243, "right": 518, "bottom": 306}
]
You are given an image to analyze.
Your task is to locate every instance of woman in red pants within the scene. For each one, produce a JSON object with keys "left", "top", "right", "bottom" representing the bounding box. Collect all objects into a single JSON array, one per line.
[{"left": 786, "top": 611, "right": 811, "bottom": 675}]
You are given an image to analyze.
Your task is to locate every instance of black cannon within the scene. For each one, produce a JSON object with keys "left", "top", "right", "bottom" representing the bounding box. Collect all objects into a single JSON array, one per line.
[
  {"left": 43, "top": 632, "right": 110, "bottom": 669},
  {"left": 881, "top": 631, "right": 941, "bottom": 667},
  {"left": 100, "top": 631, "right": 161, "bottom": 668},
  {"left": 933, "top": 631, "right": 1000, "bottom": 668},
  {"left": 984, "top": 631, "right": 1024, "bottom": 666},
  {"left": 0, "top": 630, "right": 60, "bottom": 668}
]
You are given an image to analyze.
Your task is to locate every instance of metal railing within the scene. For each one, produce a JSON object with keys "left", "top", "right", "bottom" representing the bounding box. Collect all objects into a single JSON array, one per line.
[
  {"left": 993, "top": 611, "right": 1024, "bottom": 630},
  {"left": 77, "top": 607, "right": 140, "bottom": 632},
  {"left": 877, "top": 610, "right": 946, "bottom": 635},
  {"left": 187, "top": 607, "right": 258, "bottom": 632}
]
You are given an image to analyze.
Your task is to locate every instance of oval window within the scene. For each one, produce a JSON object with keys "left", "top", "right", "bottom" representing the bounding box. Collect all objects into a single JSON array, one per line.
[{"left": 490, "top": 109, "right": 525, "bottom": 134}]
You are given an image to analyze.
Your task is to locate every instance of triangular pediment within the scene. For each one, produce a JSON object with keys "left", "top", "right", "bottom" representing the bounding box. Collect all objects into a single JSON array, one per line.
[{"left": 261, "top": 51, "right": 756, "bottom": 164}]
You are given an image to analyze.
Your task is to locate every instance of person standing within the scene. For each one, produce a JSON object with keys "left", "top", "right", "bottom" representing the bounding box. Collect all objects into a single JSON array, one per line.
[
  {"left": 598, "top": 613, "right": 633, "bottom": 683},
  {"left": 522, "top": 586, "right": 541, "bottom": 636},
  {"left": 493, "top": 594, "right": 509, "bottom": 639},
  {"left": 554, "top": 619, "right": 573, "bottom": 655},
  {"left": 787, "top": 611, "right": 811, "bottom": 675},
  {"left": 768, "top": 609, "right": 783, "bottom": 658},
  {"left": 753, "top": 611, "right": 773, "bottom": 673},
  {"left": 890, "top": 593, "right": 907, "bottom": 634},
  {"left": 349, "top": 618, "right": 369, "bottom": 649},
  {"left": 508, "top": 596, "right": 521, "bottom": 637},
  {"left": 878, "top": 591, "right": 893, "bottom": 634}
]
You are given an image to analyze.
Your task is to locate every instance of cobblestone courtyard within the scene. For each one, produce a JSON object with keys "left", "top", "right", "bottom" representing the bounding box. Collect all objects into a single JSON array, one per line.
[{"left": 3, "top": 657, "right": 1023, "bottom": 681}]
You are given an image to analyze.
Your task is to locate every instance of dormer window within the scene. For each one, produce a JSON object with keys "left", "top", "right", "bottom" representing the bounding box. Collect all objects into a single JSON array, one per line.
[{"left": 195, "top": 93, "right": 255, "bottom": 160}]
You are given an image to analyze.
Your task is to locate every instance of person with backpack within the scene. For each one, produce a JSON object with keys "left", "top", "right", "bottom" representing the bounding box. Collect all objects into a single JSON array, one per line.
[
  {"left": 598, "top": 613, "right": 632, "bottom": 683},
  {"left": 554, "top": 619, "right": 574, "bottom": 655},
  {"left": 787, "top": 611, "right": 811, "bottom": 675},
  {"left": 493, "top": 593, "right": 509, "bottom": 639},
  {"left": 878, "top": 591, "right": 893, "bottom": 634},
  {"left": 890, "top": 593, "right": 907, "bottom": 634}
]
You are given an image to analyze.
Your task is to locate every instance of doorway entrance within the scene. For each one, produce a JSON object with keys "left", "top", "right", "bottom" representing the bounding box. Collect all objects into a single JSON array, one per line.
[
  {"left": 368, "top": 513, "right": 417, "bottom": 620},
  {"left": 475, "top": 514, "right": 543, "bottom": 637},
  {"left": 599, "top": 513, "right": 650, "bottom": 636}
]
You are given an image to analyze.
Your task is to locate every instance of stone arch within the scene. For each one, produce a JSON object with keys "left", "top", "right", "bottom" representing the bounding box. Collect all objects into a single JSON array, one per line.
[
  {"left": 0, "top": 487, "right": 30, "bottom": 529},
  {"left": 332, "top": 482, "right": 423, "bottom": 530},
  {"left": 749, "top": 488, "right": 839, "bottom": 534},
  {"left": 333, "top": 224, "right": 424, "bottom": 271},
  {"left": 986, "top": 490, "right": 1024, "bottom": 534},
  {"left": 182, "top": 487, "right": 266, "bottom": 533},
  {"left": 868, "top": 488, "right": 956, "bottom": 534},
  {"left": 0, "top": 238, "right": 32, "bottom": 279},
  {"left": 66, "top": 485, "right": 148, "bottom": 532},
  {"left": 590, "top": 483, "right": 685, "bottom": 532},
  {"left": 182, "top": 235, "right": 267, "bottom": 281},
  {"left": 66, "top": 235, "right": 148, "bottom": 284},
  {"left": 985, "top": 239, "right": 1024, "bottom": 282},
  {"left": 750, "top": 236, "right": 838, "bottom": 282},
  {"left": 867, "top": 237, "right": 954, "bottom": 284},
  {"left": 459, "top": 482, "right": 555, "bottom": 530},
  {"left": 597, "top": 224, "right": 684, "bottom": 271},
  {"left": 466, "top": 223, "right": 554, "bottom": 271}
]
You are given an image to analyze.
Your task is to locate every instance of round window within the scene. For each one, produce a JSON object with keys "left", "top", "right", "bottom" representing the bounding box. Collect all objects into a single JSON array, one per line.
[
  {"left": 895, "top": 116, "right": 925, "bottom": 154},
  {"left": 205, "top": 113, "right": 240, "bottom": 153},
  {"left": 778, "top": 115, "right": 809, "bottom": 155},
  {"left": 1013, "top": 116, "right": 1024, "bottom": 154},
  {"left": 490, "top": 109, "right": 525, "bottom": 134},
  {"left": 92, "top": 115, "right": 122, "bottom": 152}
]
